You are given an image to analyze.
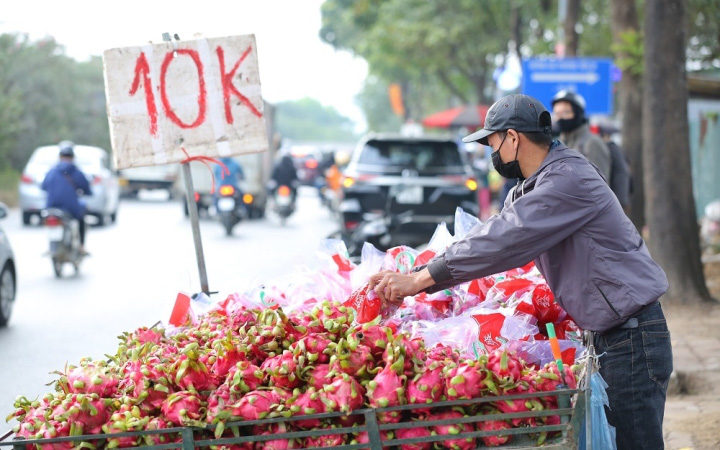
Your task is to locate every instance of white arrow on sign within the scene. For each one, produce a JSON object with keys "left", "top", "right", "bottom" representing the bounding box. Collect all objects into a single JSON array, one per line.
[{"left": 530, "top": 72, "right": 600, "bottom": 85}]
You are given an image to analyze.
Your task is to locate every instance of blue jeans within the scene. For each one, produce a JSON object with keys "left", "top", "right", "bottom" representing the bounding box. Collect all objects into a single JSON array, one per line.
[{"left": 594, "top": 302, "right": 672, "bottom": 450}]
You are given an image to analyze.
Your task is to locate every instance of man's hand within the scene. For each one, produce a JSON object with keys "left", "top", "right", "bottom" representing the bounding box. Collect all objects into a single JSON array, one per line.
[{"left": 368, "top": 268, "right": 435, "bottom": 309}]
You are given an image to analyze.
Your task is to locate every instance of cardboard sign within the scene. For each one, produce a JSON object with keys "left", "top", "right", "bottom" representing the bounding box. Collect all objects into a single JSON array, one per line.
[{"left": 103, "top": 34, "right": 267, "bottom": 169}]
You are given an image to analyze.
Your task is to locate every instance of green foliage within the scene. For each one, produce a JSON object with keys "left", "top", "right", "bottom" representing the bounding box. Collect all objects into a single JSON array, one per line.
[
  {"left": 0, "top": 33, "right": 111, "bottom": 172},
  {"left": 357, "top": 76, "right": 403, "bottom": 132},
  {"left": 611, "top": 30, "right": 644, "bottom": 76},
  {"left": 686, "top": 0, "right": 720, "bottom": 69},
  {"left": 275, "top": 98, "right": 358, "bottom": 142}
]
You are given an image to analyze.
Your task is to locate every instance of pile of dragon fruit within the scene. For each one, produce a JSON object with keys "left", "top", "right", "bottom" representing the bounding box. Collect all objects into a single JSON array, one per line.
[
  {"left": 6, "top": 211, "right": 587, "bottom": 448},
  {"left": 7, "top": 300, "right": 580, "bottom": 449}
]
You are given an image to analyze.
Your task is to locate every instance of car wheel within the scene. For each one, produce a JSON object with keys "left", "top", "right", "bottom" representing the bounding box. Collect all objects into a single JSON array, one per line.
[
  {"left": 111, "top": 211, "right": 117, "bottom": 223},
  {"left": 22, "top": 211, "right": 32, "bottom": 226},
  {"left": 0, "top": 263, "right": 16, "bottom": 326},
  {"left": 96, "top": 214, "right": 106, "bottom": 226}
]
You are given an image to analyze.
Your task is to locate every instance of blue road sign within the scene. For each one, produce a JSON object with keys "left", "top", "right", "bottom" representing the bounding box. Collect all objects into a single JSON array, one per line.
[{"left": 521, "top": 57, "right": 614, "bottom": 115}]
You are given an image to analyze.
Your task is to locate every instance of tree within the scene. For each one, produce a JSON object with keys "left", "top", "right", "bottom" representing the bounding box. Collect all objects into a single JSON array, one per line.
[
  {"left": 609, "top": 0, "right": 645, "bottom": 230},
  {"left": 275, "top": 98, "right": 357, "bottom": 142},
  {"left": 643, "top": 0, "right": 712, "bottom": 303}
]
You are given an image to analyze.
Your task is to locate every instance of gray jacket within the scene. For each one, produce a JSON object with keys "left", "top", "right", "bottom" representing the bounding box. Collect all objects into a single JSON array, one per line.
[
  {"left": 426, "top": 141, "right": 667, "bottom": 332},
  {"left": 561, "top": 123, "right": 612, "bottom": 182}
]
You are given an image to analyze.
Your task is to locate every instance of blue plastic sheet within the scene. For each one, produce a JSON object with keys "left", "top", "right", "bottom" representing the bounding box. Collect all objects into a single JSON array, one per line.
[{"left": 578, "top": 371, "right": 617, "bottom": 450}]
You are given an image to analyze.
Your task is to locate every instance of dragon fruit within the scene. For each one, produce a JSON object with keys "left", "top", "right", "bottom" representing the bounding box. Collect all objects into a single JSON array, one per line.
[
  {"left": 160, "top": 390, "right": 205, "bottom": 426},
  {"left": 170, "top": 343, "right": 217, "bottom": 392},
  {"left": 444, "top": 359, "right": 496, "bottom": 400},
  {"left": 394, "top": 426, "right": 432, "bottom": 450},
  {"left": 50, "top": 393, "right": 111, "bottom": 435},
  {"left": 225, "top": 360, "right": 264, "bottom": 394},
  {"left": 347, "top": 318, "right": 392, "bottom": 357},
  {"left": 120, "top": 355, "right": 172, "bottom": 412},
  {"left": 406, "top": 360, "right": 444, "bottom": 416},
  {"left": 425, "top": 343, "right": 459, "bottom": 363},
  {"left": 261, "top": 351, "right": 302, "bottom": 389},
  {"left": 290, "top": 333, "right": 334, "bottom": 364},
  {"left": 54, "top": 358, "right": 119, "bottom": 398},
  {"left": 329, "top": 339, "right": 375, "bottom": 378},
  {"left": 254, "top": 422, "right": 299, "bottom": 450},
  {"left": 352, "top": 430, "right": 394, "bottom": 445},
  {"left": 486, "top": 349, "right": 525, "bottom": 388},
  {"left": 18, "top": 419, "right": 74, "bottom": 450},
  {"left": 302, "top": 363, "right": 335, "bottom": 390},
  {"left": 366, "top": 356, "right": 406, "bottom": 423},
  {"left": 303, "top": 429, "right": 346, "bottom": 448},
  {"left": 287, "top": 387, "right": 326, "bottom": 429},
  {"left": 102, "top": 403, "right": 151, "bottom": 449},
  {"left": 383, "top": 335, "right": 426, "bottom": 377},
  {"left": 322, "top": 373, "right": 366, "bottom": 414},
  {"left": 234, "top": 389, "right": 285, "bottom": 421},
  {"left": 143, "top": 416, "right": 175, "bottom": 446},
  {"left": 122, "top": 326, "right": 165, "bottom": 346},
  {"left": 477, "top": 412, "right": 513, "bottom": 447},
  {"left": 426, "top": 410, "right": 475, "bottom": 450}
]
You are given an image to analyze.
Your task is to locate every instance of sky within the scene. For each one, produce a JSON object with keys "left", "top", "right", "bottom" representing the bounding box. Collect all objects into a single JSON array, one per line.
[{"left": 0, "top": 0, "right": 369, "bottom": 131}]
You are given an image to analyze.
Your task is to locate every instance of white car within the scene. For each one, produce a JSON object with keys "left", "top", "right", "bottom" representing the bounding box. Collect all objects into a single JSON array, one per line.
[
  {"left": 18, "top": 144, "right": 120, "bottom": 226},
  {"left": 0, "top": 203, "right": 16, "bottom": 327}
]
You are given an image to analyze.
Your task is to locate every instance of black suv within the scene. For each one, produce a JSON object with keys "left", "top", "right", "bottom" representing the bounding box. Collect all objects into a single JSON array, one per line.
[{"left": 338, "top": 133, "right": 479, "bottom": 248}]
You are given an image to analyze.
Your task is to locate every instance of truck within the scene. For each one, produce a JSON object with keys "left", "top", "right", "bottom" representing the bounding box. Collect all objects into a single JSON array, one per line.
[
  {"left": 176, "top": 101, "right": 278, "bottom": 218},
  {"left": 118, "top": 164, "right": 180, "bottom": 199}
]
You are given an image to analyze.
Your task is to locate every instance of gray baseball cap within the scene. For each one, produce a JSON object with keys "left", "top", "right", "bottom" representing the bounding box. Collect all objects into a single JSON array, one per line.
[{"left": 462, "top": 94, "right": 552, "bottom": 145}]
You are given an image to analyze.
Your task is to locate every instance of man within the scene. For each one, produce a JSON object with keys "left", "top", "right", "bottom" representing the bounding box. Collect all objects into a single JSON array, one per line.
[
  {"left": 368, "top": 94, "right": 672, "bottom": 450},
  {"left": 551, "top": 90, "right": 612, "bottom": 182},
  {"left": 42, "top": 141, "right": 92, "bottom": 254},
  {"left": 214, "top": 156, "right": 245, "bottom": 191},
  {"left": 596, "top": 120, "right": 632, "bottom": 211}
]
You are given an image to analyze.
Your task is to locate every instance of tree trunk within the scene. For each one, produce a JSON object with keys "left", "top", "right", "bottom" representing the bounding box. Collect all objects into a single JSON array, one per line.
[
  {"left": 564, "top": 0, "right": 580, "bottom": 57},
  {"left": 609, "top": 0, "right": 645, "bottom": 231},
  {"left": 643, "top": 0, "right": 712, "bottom": 303}
]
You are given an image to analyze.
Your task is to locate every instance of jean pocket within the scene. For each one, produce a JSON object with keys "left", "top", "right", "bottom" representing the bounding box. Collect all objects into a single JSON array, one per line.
[
  {"left": 642, "top": 329, "right": 673, "bottom": 389},
  {"left": 599, "top": 328, "right": 632, "bottom": 351}
]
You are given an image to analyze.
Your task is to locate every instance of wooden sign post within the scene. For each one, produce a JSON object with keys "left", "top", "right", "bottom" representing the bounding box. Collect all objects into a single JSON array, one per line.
[{"left": 103, "top": 33, "right": 267, "bottom": 294}]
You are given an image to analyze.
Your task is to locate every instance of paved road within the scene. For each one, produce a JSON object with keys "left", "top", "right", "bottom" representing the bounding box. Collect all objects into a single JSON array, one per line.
[{"left": 0, "top": 187, "right": 339, "bottom": 420}]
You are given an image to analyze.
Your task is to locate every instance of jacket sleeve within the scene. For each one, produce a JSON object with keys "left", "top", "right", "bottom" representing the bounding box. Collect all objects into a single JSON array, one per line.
[{"left": 425, "top": 168, "right": 605, "bottom": 292}]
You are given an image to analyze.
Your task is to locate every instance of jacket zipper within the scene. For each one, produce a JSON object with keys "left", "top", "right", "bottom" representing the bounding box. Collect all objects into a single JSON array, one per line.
[{"left": 593, "top": 282, "right": 622, "bottom": 318}]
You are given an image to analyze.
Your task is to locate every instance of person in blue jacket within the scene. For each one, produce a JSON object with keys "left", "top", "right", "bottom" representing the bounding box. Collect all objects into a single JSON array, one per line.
[
  {"left": 369, "top": 94, "right": 672, "bottom": 450},
  {"left": 42, "top": 141, "right": 92, "bottom": 253},
  {"left": 214, "top": 157, "right": 245, "bottom": 192}
]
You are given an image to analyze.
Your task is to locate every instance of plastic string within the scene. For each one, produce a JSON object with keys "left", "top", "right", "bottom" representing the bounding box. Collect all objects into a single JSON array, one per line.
[{"left": 179, "top": 148, "right": 230, "bottom": 195}]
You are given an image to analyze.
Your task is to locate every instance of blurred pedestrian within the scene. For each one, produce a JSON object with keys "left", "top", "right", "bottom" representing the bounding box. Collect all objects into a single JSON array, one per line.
[
  {"left": 596, "top": 120, "right": 632, "bottom": 212},
  {"left": 551, "top": 90, "right": 612, "bottom": 182}
]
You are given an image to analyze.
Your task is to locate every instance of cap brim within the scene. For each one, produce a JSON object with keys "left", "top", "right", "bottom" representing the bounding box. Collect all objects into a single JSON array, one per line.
[{"left": 461, "top": 128, "right": 495, "bottom": 145}]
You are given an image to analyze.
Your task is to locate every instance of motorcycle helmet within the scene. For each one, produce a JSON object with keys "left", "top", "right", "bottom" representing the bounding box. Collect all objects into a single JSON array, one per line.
[
  {"left": 551, "top": 90, "right": 587, "bottom": 111},
  {"left": 58, "top": 140, "right": 75, "bottom": 157}
]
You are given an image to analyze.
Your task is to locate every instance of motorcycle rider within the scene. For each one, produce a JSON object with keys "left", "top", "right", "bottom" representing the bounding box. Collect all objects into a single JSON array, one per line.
[
  {"left": 41, "top": 141, "right": 92, "bottom": 254},
  {"left": 214, "top": 156, "right": 245, "bottom": 192},
  {"left": 213, "top": 156, "right": 246, "bottom": 217},
  {"left": 270, "top": 153, "right": 299, "bottom": 202}
]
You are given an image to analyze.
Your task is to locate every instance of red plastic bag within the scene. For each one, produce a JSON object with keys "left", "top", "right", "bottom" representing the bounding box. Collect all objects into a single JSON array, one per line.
[{"left": 344, "top": 283, "right": 382, "bottom": 324}]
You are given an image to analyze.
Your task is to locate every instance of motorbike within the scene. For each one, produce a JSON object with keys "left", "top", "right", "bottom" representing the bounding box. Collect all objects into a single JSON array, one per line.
[
  {"left": 269, "top": 182, "right": 296, "bottom": 225},
  {"left": 215, "top": 184, "right": 249, "bottom": 236},
  {"left": 331, "top": 189, "right": 415, "bottom": 262},
  {"left": 41, "top": 208, "right": 85, "bottom": 277}
]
